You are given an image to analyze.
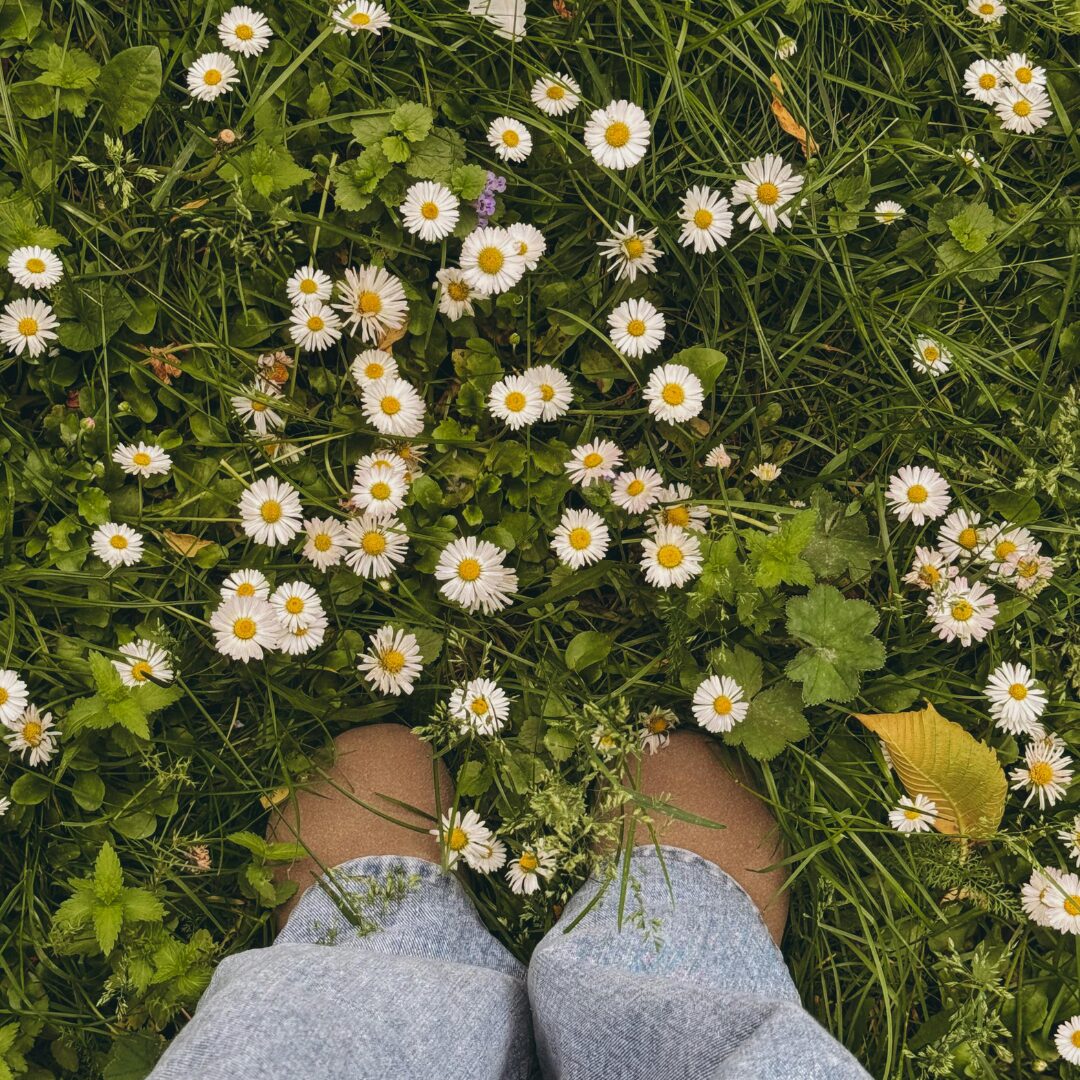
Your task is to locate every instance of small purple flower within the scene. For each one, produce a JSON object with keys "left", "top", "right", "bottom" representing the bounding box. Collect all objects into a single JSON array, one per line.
[
  {"left": 476, "top": 194, "right": 497, "bottom": 217},
  {"left": 488, "top": 173, "right": 507, "bottom": 194}
]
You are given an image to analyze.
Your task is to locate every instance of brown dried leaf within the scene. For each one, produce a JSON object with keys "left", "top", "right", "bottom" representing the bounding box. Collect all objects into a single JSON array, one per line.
[
  {"left": 162, "top": 530, "right": 214, "bottom": 558},
  {"left": 769, "top": 74, "right": 819, "bottom": 157},
  {"left": 378, "top": 323, "right": 408, "bottom": 352}
]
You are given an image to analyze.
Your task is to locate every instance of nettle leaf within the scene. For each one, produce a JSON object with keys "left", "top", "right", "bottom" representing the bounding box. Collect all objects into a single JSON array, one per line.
[
  {"left": 93, "top": 901, "right": 123, "bottom": 955},
  {"left": 745, "top": 509, "right": 817, "bottom": 588},
  {"left": 802, "top": 490, "right": 877, "bottom": 581},
  {"left": 947, "top": 202, "right": 996, "bottom": 253},
  {"left": 406, "top": 129, "right": 466, "bottom": 181},
  {"left": 94, "top": 842, "right": 124, "bottom": 904},
  {"left": 726, "top": 680, "right": 809, "bottom": 761},
  {"left": 28, "top": 43, "right": 100, "bottom": 90},
  {"left": 350, "top": 113, "right": 393, "bottom": 145},
  {"left": 854, "top": 704, "right": 1007, "bottom": 838},
  {"left": 0, "top": 194, "right": 65, "bottom": 252},
  {"left": 237, "top": 143, "right": 314, "bottom": 198},
  {"left": 94, "top": 46, "right": 161, "bottom": 134},
  {"left": 785, "top": 584, "right": 885, "bottom": 705},
  {"left": 450, "top": 163, "right": 489, "bottom": 200},
  {"left": 391, "top": 101, "right": 433, "bottom": 142}
]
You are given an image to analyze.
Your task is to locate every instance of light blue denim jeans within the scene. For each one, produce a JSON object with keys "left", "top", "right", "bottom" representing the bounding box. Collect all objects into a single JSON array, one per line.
[{"left": 150, "top": 846, "right": 870, "bottom": 1079}]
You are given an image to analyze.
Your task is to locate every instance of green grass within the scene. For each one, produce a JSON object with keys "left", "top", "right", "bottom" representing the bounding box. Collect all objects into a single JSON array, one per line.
[{"left": 0, "top": 0, "right": 1078, "bottom": 1076}]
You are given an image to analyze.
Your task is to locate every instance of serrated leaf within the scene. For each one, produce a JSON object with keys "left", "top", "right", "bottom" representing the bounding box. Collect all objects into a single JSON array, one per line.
[
  {"left": 227, "top": 830, "right": 270, "bottom": 857},
  {"left": 94, "top": 842, "right": 124, "bottom": 903},
  {"left": 745, "top": 509, "right": 817, "bottom": 588},
  {"left": 93, "top": 901, "right": 123, "bottom": 954},
  {"left": 854, "top": 703, "right": 1007, "bottom": 838},
  {"left": 449, "top": 162, "right": 488, "bottom": 200},
  {"left": 350, "top": 113, "right": 393, "bottom": 145},
  {"left": 94, "top": 46, "right": 161, "bottom": 133},
  {"left": 391, "top": 101, "right": 433, "bottom": 142},
  {"left": 77, "top": 487, "right": 111, "bottom": 525},
  {"left": 380, "top": 134, "right": 412, "bottom": 163},
  {"left": 802, "top": 490, "right": 877, "bottom": 581},
  {"left": 406, "top": 129, "right": 466, "bottom": 181},
  {"left": 726, "top": 680, "right": 809, "bottom": 761},
  {"left": 947, "top": 202, "right": 996, "bottom": 253},
  {"left": 28, "top": 43, "right": 99, "bottom": 90},
  {"left": 121, "top": 887, "right": 165, "bottom": 924}
]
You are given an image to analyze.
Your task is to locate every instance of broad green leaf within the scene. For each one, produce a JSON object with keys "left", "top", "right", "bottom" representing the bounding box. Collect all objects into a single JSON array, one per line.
[
  {"left": 745, "top": 509, "right": 817, "bottom": 588},
  {"left": 456, "top": 759, "right": 492, "bottom": 796},
  {"left": 725, "top": 680, "right": 809, "bottom": 761},
  {"left": 94, "top": 842, "right": 124, "bottom": 903},
  {"left": 237, "top": 143, "right": 313, "bottom": 197},
  {"left": 93, "top": 901, "right": 123, "bottom": 954},
  {"left": 28, "top": 43, "right": 99, "bottom": 89},
  {"left": 543, "top": 725, "right": 577, "bottom": 761},
  {"left": 948, "top": 202, "right": 996, "bottom": 253},
  {"left": 76, "top": 488, "right": 111, "bottom": 525},
  {"left": 854, "top": 703, "right": 1007, "bottom": 838},
  {"left": 406, "top": 129, "right": 466, "bottom": 181},
  {"left": 102, "top": 1033, "right": 162, "bottom": 1080},
  {"left": 449, "top": 163, "right": 489, "bottom": 199},
  {"left": 9, "top": 771, "right": 50, "bottom": 805},
  {"left": 227, "top": 830, "right": 269, "bottom": 857},
  {"left": 565, "top": 630, "right": 613, "bottom": 672},
  {"left": 120, "top": 887, "right": 165, "bottom": 924},
  {"left": 802, "top": 490, "right": 877, "bottom": 581},
  {"left": 391, "top": 101, "right": 433, "bottom": 142},
  {"left": 89, "top": 650, "right": 125, "bottom": 695},
  {"left": 350, "top": 113, "right": 393, "bottom": 145},
  {"left": 0, "top": 0, "right": 42, "bottom": 40},
  {"left": 94, "top": 46, "right": 161, "bottom": 133},
  {"left": 72, "top": 771, "right": 105, "bottom": 811},
  {"left": 380, "top": 134, "right": 411, "bottom": 163},
  {"left": 671, "top": 346, "right": 727, "bottom": 392},
  {"left": 112, "top": 811, "right": 157, "bottom": 839}
]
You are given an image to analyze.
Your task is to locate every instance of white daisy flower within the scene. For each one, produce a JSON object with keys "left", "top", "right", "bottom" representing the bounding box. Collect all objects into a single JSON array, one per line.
[
  {"left": 982, "top": 524, "right": 1035, "bottom": 572},
  {"left": 643, "top": 363, "right": 704, "bottom": 424},
  {"left": 351, "top": 461, "right": 408, "bottom": 519},
  {"left": 186, "top": 52, "right": 240, "bottom": 102},
  {"left": 692, "top": 674, "right": 749, "bottom": 733},
  {"left": 0, "top": 298, "right": 58, "bottom": 357},
  {"left": 1011, "top": 740, "right": 1073, "bottom": 810},
  {"left": 91, "top": 523, "right": 144, "bottom": 568},
  {"left": 1043, "top": 870, "right": 1080, "bottom": 934},
  {"left": 963, "top": 60, "right": 1005, "bottom": 104},
  {"left": 641, "top": 525, "right": 703, "bottom": 589},
  {"left": 985, "top": 661, "right": 1047, "bottom": 736},
  {"left": 591, "top": 725, "right": 618, "bottom": 754},
  {"left": 911, "top": 336, "right": 952, "bottom": 376},
  {"left": 937, "top": 508, "right": 982, "bottom": 562},
  {"left": 210, "top": 595, "right": 278, "bottom": 662},
  {"left": 998, "top": 52, "right": 1046, "bottom": 89},
  {"left": 967, "top": 0, "right": 1004, "bottom": 21},
  {"left": 0, "top": 670, "right": 29, "bottom": 726},
  {"left": 5, "top": 705, "right": 58, "bottom": 766},
  {"left": 362, "top": 376, "right": 425, "bottom": 438},
  {"left": 928, "top": 577, "right": 998, "bottom": 646},
  {"left": 289, "top": 300, "right": 342, "bottom": 352},
  {"left": 751, "top": 462, "right": 782, "bottom": 483},
  {"left": 903, "top": 545, "right": 958, "bottom": 591},
  {"left": 887, "top": 793, "right": 937, "bottom": 833},
  {"left": 232, "top": 380, "right": 285, "bottom": 436},
  {"left": 113, "top": 640, "right": 173, "bottom": 687},
  {"left": 238, "top": 477, "right": 302, "bottom": 547},
  {"left": 506, "top": 842, "right": 557, "bottom": 894},
  {"left": 776, "top": 34, "right": 797, "bottom": 59},
  {"left": 358, "top": 625, "right": 423, "bottom": 695},
  {"left": 1058, "top": 815, "right": 1080, "bottom": 867},
  {"left": 450, "top": 677, "right": 511, "bottom": 735},
  {"left": 506, "top": 223, "right": 546, "bottom": 271},
  {"left": 7, "top": 246, "right": 63, "bottom": 289},
  {"left": 468, "top": 0, "right": 525, "bottom": 39},
  {"left": 1021, "top": 866, "right": 1062, "bottom": 927},
  {"left": 638, "top": 707, "right": 678, "bottom": 754},
  {"left": 459, "top": 227, "right": 526, "bottom": 296},
  {"left": 286, "top": 264, "right": 332, "bottom": 305},
  {"left": 565, "top": 440, "right": 622, "bottom": 487},
  {"left": 221, "top": 568, "right": 270, "bottom": 601},
  {"left": 995, "top": 86, "right": 1052, "bottom": 134},
  {"left": 270, "top": 581, "right": 324, "bottom": 632},
  {"left": 731, "top": 153, "right": 804, "bottom": 232},
  {"left": 487, "top": 116, "right": 532, "bottom": 163},
  {"left": 334, "top": 264, "right": 409, "bottom": 344},
  {"left": 111, "top": 442, "right": 172, "bottom": 478},
  {"left": 434, "top": 267, "right": 476, "bottom": 320},
  {"left": 703, "top": 445, "right": 732, "bottom": 468},
  {"left": 431, "top": 808, "right": 493, "bottom": 869},
  {"left": 598, "top": 217, "right": 663, "bottom": 282},
  {"left": 1001, "top": 547, "right": 1054, "bottom": 591},
  {"left": 530, "top": 72, "right": 581, "bottom": 116},
  {"left": 957, "top": 148, "right": 983, "bottom": 168},
  {"left": 678, "top": 186, "right": 734, "bottom": 253},
  {"left": 488, "top": 374, "right": 544, "bottom": 429},
  {"left": 650, "top": 483, "right": 709, "bottom": 533},
  {"left": 277, "top": 618, "right": 327, "bottom": 656},
  {"left": 873, "top": 200, "right": 905, "bottom": 225},
  {"left": 342, "top": 514, "right": 409, "bottom": 579},
  {"left": 470, "top": 836, "right": 507, "bottom": 874},
  {"left": 354, "top": 449, "right": 409, "bottom": 476},
  {"left": 885, "top": 465, "right": 951, "bottom": 526},
  {"left": 400, "top": 181, "right": 460, "bottom": 243},
  {"left": 611, "top": 467, "right": 664, "bottom": 514},
  {"left": 0, "top": 796, "right": 8, "bottom": 817},
  {"left": 524, "top": 365, "right": 572, "bottom": 422},
  {"left": 1055, "top": 1016, "right": 1080, "bottom": 1065},
  {"left": 552, "top": 507, "right": 610, "bottom": 569},
  {"left": 435, "top": 536, "right": 519, "bottom": 615},
  {"left": 332, "top": 0, "right": 390, "bottom": 34},
  {"left": 301, "top": 517, "right": 347, "bottom": 571},
  {"left": 584, "top": 100, "right": 651, "bottom": 170},
  {"left": 218, "top": 5, "right": 273, "bottom": 55},
  {"left": 608, "top": 297, "right": 665, "bottom": 358},
  {"left": 350, "top": 348, "right": 398, "bottom": 389}
]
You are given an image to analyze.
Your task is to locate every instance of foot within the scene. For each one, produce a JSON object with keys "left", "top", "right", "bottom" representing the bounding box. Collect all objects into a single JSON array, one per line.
[
  {"left": 629, "top": 731, "right": 789, "bottom": 944},
  {"left": 267, "top": 724, "right": 453, "bottom": 922}
]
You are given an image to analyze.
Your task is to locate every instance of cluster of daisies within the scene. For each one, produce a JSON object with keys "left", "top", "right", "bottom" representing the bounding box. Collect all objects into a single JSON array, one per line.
[
  {"left": 0, "top": 244, "right": 63, "bottom": 359},
  {"left": 0, "top": 668, "right": 59, "bottom": 774},
  {"left": 962, "top": 50, "right": 1052, "bottom": 135}
]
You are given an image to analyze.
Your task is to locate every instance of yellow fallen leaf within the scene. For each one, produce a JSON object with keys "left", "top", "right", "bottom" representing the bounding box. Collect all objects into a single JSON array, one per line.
[
  {"left": 770, "top": 74, "right": 818, "bottom": 157},
  {"left": 162, "top": 530, "right": 214, "bottom": 558},
  {"left": 260, "top": 786, "right": 290, "bottom": 810},
  {"left": 378, "top": 323, "right": 408, "bottom": 352}
]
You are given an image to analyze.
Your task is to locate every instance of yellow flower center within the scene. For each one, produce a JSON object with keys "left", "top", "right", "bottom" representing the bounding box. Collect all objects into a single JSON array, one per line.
[
  {"left": 380, "top": 395, "right": 401, "bottom": 416},
  {"left": 420, "top": 201, "right": 440, "bottom": 220},
  {"left": 661, "top": 383, "right": 685, "bottom": 406},
  {"left": 568, "top": 527, "right": 591, "bottom": 550},
  {"left": 657, "top": 544, "right": 683, "bottom": 568},
  {"left": 236, "top": 582, "right": 255, "bottom": 597},
  {"left": 957, "top": 526, "right": 978, "bottom": 550},
  {"left": 447, "top": 280, "right": 469, "bottom": 301},
  {"left": 0, "top": 688, "right": 6, "bottom": 705},
  {"left": 351, "top": 11, "right": 372, "bottom": 25},
  {"left": 22, "top": 721, "right": 42, "bottom": 745},
  {"left": 448, "top": 826, "right": 468, "bottom": 850},
  {"left": 306, "top": 314, "right": 325, "bottom": 332},
  {"left": 978, "top": 73, "right": 996, "bottom": 90},
  {"left": 457, "top": 557, "right": 482, "bottom": 582},
  {"left": 1029, "top": 762, "right": 1053, "bottom": 786},
  {"left": 906, "top": 484, "right": 928, "bottom": 504},
  {"left": 518, "top": 242, "right": 529, "bottom": 256},
  {"left": 903, "top": 808, "right": 921, "bottom": 820},
  {"left": 235, "top": 23, "right": 254, "bottom": 39},
  {"left": 17, "top": 317, "right": 38, "bottom": 337},
  {"left": 713, "top": 695, "right": 732, "bottom": 715},
  {"left": 477, "top": 247, "right": 504, "bottom": 274},
  {"left": 994, "top": 540, "right": 1017, "bottom": 560},
  {"left": 922, "top": 345, "right": 940, "bottom": 363},
  {"left": 1017, "top": 558, "right": 1039, "bottom": 578},
  {"left": 1008, "top": 682, "right": 1028, "bottom": 700},
  {"left": 950, "top": 599, "right": 974, "bottom": 621},
  {"left": 505, "top": 391, "right": 527, "bottom": 412},
  {"left": 605, "top": 121, "right": 630, "bottom": 147},
  {"left": 361, "top": 531, "right": 386, "bottom": 555},
  {"left": 203, "top": 69, "right": 222, "bottom": 86},
  {"left": 313, "top": 533, "right": 332, "bottom": 551},
  {"left": 130, "top": 660, "right": 153, "bottom": 682},
  {"left": 1013, "top": 99, "right": 1032, "bottom": 117},
  {"left": 664, "top": 505, "right": 690, "bottom": 527},
  {"left": 370, "top": 481, "right": 392, "bottom": 501},
  {"left": 260, "top": 500, "right": 282, "bottom": 523},
  {"left": 363, "top": 362, "right": 384, "bottom": 380},
  {"left": 918, "top": 564, "right": 940, "bottom": 585},
  {"left": 546, "top": 85, "right": 565, "bottom": 100},
  {"left": 358, "top": 290, "right": 382, "bottom": 314},
  {"left": 382, "top": 648, "right": 406, "bottom": 673},
  {"left": 582, "top": 452, "right": 603, "bottom": 469},
  {"left": 501, "top": 128, "right": 520, "bottom": 147},
  {"left": 648, "top": 715, "right": 669, "bottom": 733},
  {"left": 756, "top": 182, "right": 780, "bottom": 206},
  {"left": 110, "top": 533, "right": 128, "bottom": 549},
  {"left": 470, "top": 696, "right": 489, "bottom": 715},
  {"left": 25, "top": 257, "right": 46, "bottom": 274},
  {"left": 624, "top": 237, "right": 645, "bottom": 259},
  {"left": 285, "top": 596, "right": 304, "bottom": 615},
  {"left": 1072, "top": 1029, "right": 1080, "bottom": 1048},
  {"left": 693, "top": 208, "right": 714, "bottom": 228},
  {"left": 233, "top": 617, "right": 257, "bottom": 640},
  {"left": 626, "top": 318, "right": 646, "bottom": 337},
  {"left": 519, "top": 851, "right": 539, "bottom": 872},
  {"left": 299, "top": 278, "right": 318, "bottom": 294},
  {"left": 133, "top": 451, "right": 152, "bottom": 467},
  {"left": 1016, "top": 66, "right": 1032, "bottom": 83},
  {"left": 978, "top": 2, "right": 993, "bottom": 11},
  {"left": 539, "top": 383, "right": 554, "bottom": 401},
  {"left": 626, "top": 479, "right": 645, "bottom": 496}
]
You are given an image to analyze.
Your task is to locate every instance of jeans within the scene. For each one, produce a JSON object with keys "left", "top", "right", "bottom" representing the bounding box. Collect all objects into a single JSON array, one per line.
[{"left": 149, "top": 846, "right": 871, "bottom": 1079}]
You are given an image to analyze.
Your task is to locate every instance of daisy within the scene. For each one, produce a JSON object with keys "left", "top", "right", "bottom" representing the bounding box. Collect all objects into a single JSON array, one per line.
[
  {"left": 928, "top": 577, "right": 998, "bottom": 646},
  {"left": 584, "top": 100, "right": 651, "bottom": 170},
  {"left": 887, "top": 793, "right": 937, "bottom": 833},
  {"left": 111, "top": 442, "right": 172, "bottom": 478},
  {"left": 598, "top": 217, "right": 663, "bottom": 282},
  {"left": 362, "top": 376, "right": 425, "bottom": 438},
  {"left": 751, "top": 462, "right": 782, "bottom": 483},
  {"left": 0, "top": 796, "right": 8, "bottom": 817},
  {"left": 221, "top": 568, "right": 269, "bottom": 601},
  {"left": 186, "top": 52, "right": 240, "bottom": 102},
  {"left": 903, "top": 545, "right": 958, "bottom": 591},
  {"left": 995, "top": 86, "right": 1052, "bottom": 134},
  {"left": 963, "top": 60, "right": 1005, "bottom": 104},
  {"left": 530, "top": 73, "right": 581, "bottom": 116},
  {"left": 506, "top": 223, "right": 546, "bottom": 270},
  {"left": 565, "top": 440, "right": 622, "bottom": 487},
  {"left": 286, "top": 264, "right": 332, "bottom": 305},
  {"left": 434, "top": 267, "right": 476, "bottom": 320},
  {"left": 704, "top": 445, "right": 732, "bottom": 468},
  {"left": 332, "top": 0, "right": 390, "bottom": 34},
  {"left": 1058, "top": 814, "right": 1080, "bottom": 866},
  {"left": 873, "top": 200, "right": 905, "bottom": 225},
  {"left": 885, "top": 465, "right": 951, "bottom": 526},
  {"left": 342, "top": 514, "right": 409, "bottom": 578},
  {"left": 678, "top": 186, "right": 734, "bottom": 253},
  {"left": 731, "top": 154, "right": 804, "bottom": 232},
  {"left": 552, "top": 508, "right": 610, "bottom": 569},
  {"left": 998, "top": 52, "right": 1046, "bottom": 89},
  {"left": 211, "top": 596, "right": 278, "bottom": 662},
  {"left": 449, "top": 677, "right": 511, "bottom": 735},
  {"left": 470, "top": 836, "right": 508, "bottom": 874},
  {"left": 982, "top": 525, "right": 1035, "bottom": 573},
  {"left": 459, "top": 227, "right": 526, "bottom": 296},
  {"left": 354, "top": 449, "right": 409, "bottom": 476},
  {"left": 277, "top": 619, "right": 327, "bottom": 656},
  {"left": 591, "top": 725, "right": 618, "bottom": 754},
  {"left": 0, "top": 670, "right": 29, "bottom": 726},
  {"left": 468, "top": 0, "right": 524, "bottom": 39},
  {"left": 113, "top": 640, "right": 173, "bottom": 686},
  {"left": 258, "top": 349, "right": 293, "bottom": 385},
  {"left": 270, "top": 581, "right": 324, "bottom": 632},
  {"left": 389, "top": 442, "right": 428, "bottom": 481},
  {"left": 218, "top": 6, "right": 273, "bottom": 55},
  {"left": 937, "top": 508, "right": 982, "bottom": 562},
  {"left": 638, "top": 707, "right": 678, "bottom": 754},
  {"left": 0, "top": 298, "right": 58, "bottom": 357},
  {"left": 7, "top": 246, "right": 63, "bottom": 289},
  {"left": 692, "top": 674, "right": 749, "bottom": 733},
  {"left": 967, "top": 0, "right": 1004, "bottom": 21},
  {"left": 400, "top": 181, "right": 459, "bottom": 243},
  {"left": 435, "top": 536, "right": 519, "bottom": 615},
  {"left": 506, "top": 842, "right": 557, "bottom": 894},
  {"left": 350, "top": 349, "right": 398, "bottom": 390},
  {"left": 524, "top": 365, "right": 573, "bottom": 422},
  {"left": 232, "top": 381, "right": 285, "bottom": 436},
  {"left": 488, "top": 374, "right": 544, "bottom": 429},
  {"left": 650, "top": 484, "right": 709, "bottom": 532},
  {"left": 912, "top": 336, "right": 953, "bottom": 375},
  {"left": 641, "top": 525, "right": 703, "bottom": 589},
  {"left": 5, "top": 705, "right": 58, "bottom": 766},
  {"left": 289, "top": 300, "right": 342, "bottom": 352},
  {"left": 334, "top": 264, "right": 409, "bottom": 344},
  {"left": 299, "top": 517, "right": 346, "bottom": 571},
  {"left": 1001, "top": 547, "right": 1054, "bottom": 591},
  {"left": 358, "top": 625, "right": 423, "bottom": 695},
  {"left": 1054, "top": 1017, "right": 1080, "bottom": 1066},
  {"left": 1021, "top": 866, "right": 1062, "bottom": 926},
  {"left": 431, "top": 809, "right": 493, "bottom": 869},
  {"left": 608, "top": 297, "right": 665, "bottom": 358},
  {"left": 985, "top": 661, "right": 1047, "bottom": 735},
  {"left": 776, "top": 35, "right": 797, "bottom": 59},
  {"left": 351, "top": 461, "right": 408, "bottom": 518},
  {"left": 1010, "top": 739, "right": 1073, "bottom": 809},
  {"left": 643, "top": 363, "right": 704, "bottom": 424},
  {"left": 91, "top": 523, "right": 144, "bottom": 568},
  {"left": 1043, "top": 870, "right": 1080, "bottom": 934},
  {"left": 958, "top": 148, "right": 983, "bottom": 168},
  {"left": 487, "top": 117, "right": 532, "bottom": 163},
  {"left": 238, "top": 477, "right": 302, "bottom": 547},
  {"left": 611, "top": 467, "right": 664, "bottom": 514}
]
